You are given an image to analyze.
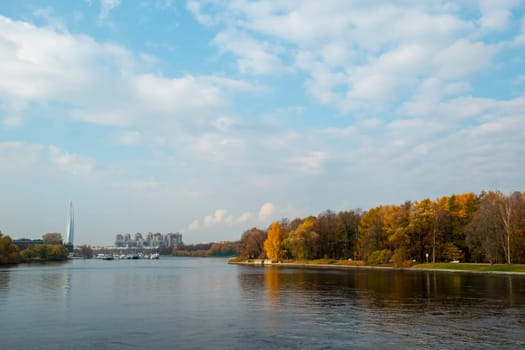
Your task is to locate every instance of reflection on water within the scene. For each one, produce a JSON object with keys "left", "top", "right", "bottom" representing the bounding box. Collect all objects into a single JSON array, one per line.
[
  {"left": 1, "top": 259, "right": 525, "bottom": 349},
  {"left": 264, "top": 268, "right": 280, "bottom": 310},
  {"left": 0, "top": 269, "right": 10, "bottom": 305},
  {"left": 242, "top": 266, "right": 525, "bottom": 313},
  {"left": 237, "top": 265, "right": 525, "bottom": 348}
]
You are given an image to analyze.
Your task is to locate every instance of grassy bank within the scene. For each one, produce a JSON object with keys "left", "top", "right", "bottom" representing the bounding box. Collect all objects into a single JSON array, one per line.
[
  {"left": 230, "top": 258, "right": 525, "bottom": 274},
  {"left": 412, "top": 263, "right": 525, "bottom": 273}
]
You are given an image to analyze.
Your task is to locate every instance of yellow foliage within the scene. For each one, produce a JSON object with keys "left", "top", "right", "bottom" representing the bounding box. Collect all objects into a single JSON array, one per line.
[{"left": 264, "top": 221, "right": 286, "bottom": 261}]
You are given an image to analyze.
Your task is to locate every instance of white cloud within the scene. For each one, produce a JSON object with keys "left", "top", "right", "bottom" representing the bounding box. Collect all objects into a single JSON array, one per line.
[
  {"left": 201, "top": 209, "right": 228, "bottom": 227},
  {"left": 0, "top": 16, "right": 256, "bottom": 129},
  {"left": 188, "top": 2, "right": 509, "bottom": 113},
  {"left": 478, "top": 0, "right": 519, "bottom": 32},
  {"left": 289, "top": 151, "right": 328, "bottom": 175},
  {"left": 258, "top": 202, "right": 275, "bottom": 222},
  {"left": 188, "top": 219, "right": 200, "bottom": 231},
  {"left": 236, "top": 212, "right": 252, "bottom": 223},
  {"left": 212, "top": 29, "right": 284, "bottom": 74},
  {"left": 99, "top": 0, "right": 121, "bottom": 21},
  {"left": 48, "top": 145, "right": 97, "bottom": 177}
]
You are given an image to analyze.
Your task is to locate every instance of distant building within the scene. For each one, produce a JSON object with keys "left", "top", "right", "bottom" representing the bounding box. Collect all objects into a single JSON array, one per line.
[
  {"left": 12, "top": 239, "right": 44, "bottom": 250},
  {"left": 164, "top": 233, "right": 183, "bottom": 247},
  {"left": 115, "top": 232, "right": 182, "bottom": 248}
]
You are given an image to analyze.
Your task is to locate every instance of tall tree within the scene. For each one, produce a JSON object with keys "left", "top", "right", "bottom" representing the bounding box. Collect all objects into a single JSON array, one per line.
[
  {"left": 408, "top": 199, "right": 434, "bottom": 263},
  {"left": 466, "top": 191, "right": 505, "bottom": 263},
  {"left": 335, "top": 210, "right": 362, "bottom": 260},
  {"left": 264, "top": 221, "right": 286, "bottom": 261},
  {"left": 358, "top": 206, "right": 388, "bottom": 261},
  {"left": 384, "top": 202, "right": 411, "bottom": 265},
  {"left": 314, "top": 210, "right": 338, "bottom": 258}
]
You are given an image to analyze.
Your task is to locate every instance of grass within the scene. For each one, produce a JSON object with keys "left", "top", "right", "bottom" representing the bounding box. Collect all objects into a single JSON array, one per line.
[
  {"left": 286, "top": 258, "right": 366, "bottom": 266},
  {"left": 412, "top": 263, "right": 525, "bottom": 273}
]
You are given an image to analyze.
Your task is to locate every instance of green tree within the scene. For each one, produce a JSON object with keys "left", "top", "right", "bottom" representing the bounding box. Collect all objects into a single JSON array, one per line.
[
  {"left": 31, "top": 244, "right": 49, "bottom": 260},
  {"left": 287, "top": 216, "right": 319, "bottom": 260}
]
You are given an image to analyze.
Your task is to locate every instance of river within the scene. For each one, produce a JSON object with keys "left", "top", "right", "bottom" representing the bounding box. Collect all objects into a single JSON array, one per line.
[{"left": 1, "top": 258, "right": 524, "bottom": 349}]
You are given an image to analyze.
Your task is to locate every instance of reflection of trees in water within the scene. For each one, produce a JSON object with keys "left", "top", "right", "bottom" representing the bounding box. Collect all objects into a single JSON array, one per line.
[
  {"left": 264, "top": 268, "right": 281, "bottom": 310},
  {"left": 0, "top": 270, "right": 10, "bottom": 303},
  {"left": 349, "top": 270, "right": 525, "bottom": 315},
  {"left": 35, "top": 264, "right": 72, "bottom": 309},
  {"left": 237, "top": 267, "right": 265, "bottom": 302},
  {"left": 239, "top": 266, "right": 525, "bottom": 318}
]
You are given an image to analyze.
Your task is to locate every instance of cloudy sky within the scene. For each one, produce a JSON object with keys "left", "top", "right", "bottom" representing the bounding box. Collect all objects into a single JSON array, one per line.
[{"left": 1, "top": 1, "right": 524, "bottom": 245}]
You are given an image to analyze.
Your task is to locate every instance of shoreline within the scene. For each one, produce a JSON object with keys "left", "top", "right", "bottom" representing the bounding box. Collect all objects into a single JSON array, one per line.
[{"left": 228, "top": 260, "right": 525, "bottom": 276}]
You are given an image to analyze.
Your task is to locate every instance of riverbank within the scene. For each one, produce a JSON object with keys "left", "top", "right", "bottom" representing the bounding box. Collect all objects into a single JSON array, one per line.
[
  {"left": 412, "top": 262, "right": 525, "bottom": 274},
  {"left": 229, "top": 259, "right": 525, "bottom": 275}
]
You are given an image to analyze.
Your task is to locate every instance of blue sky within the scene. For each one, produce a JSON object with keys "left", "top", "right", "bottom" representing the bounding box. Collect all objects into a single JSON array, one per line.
[{"left": 1, "top": 0, "right": 524, "bottom": 245}]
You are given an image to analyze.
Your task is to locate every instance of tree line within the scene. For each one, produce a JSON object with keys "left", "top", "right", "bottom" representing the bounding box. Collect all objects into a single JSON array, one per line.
[
  {"left": 237, "top": 191, "right": 525, "bottom": 266},
  {"left": 0, "top": 232, "right": 69, "bottom": 265}
]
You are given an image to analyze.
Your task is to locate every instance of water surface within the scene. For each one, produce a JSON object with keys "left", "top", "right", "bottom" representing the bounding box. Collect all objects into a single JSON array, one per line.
[{"left": 1, "top": 258, "right": 524, "bottom": 349}]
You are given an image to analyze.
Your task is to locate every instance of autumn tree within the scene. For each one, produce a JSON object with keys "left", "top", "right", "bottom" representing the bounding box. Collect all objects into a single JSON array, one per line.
[
  {"left": 314, "top": 210, "right": 338, "bottom": 258},
  {"left": 466, "top": 191, "right": 505, "bottom": 263},
  {"left": 0, "top": 232, "right": 21, "bottom": 264},
  {"left": 335, "top": 210, "right": 362, "bottom": 260},
  {"left": 78, "top": 245, "right": 94, "bottom": 258},
  {"left": 408, "top": 199, "right": 435, "bottom": 263},
  {"left": 384, "top": 202, "right": 411, "bottom": 266},
  {"left": 446, "top": 193, "right": 478, "bottom": 260},
  {"left": 264, "top": 221, "right": 286, "bottom": 261},
  {"left": 239, "top": 228, "right": 267, "bottom": 259},
  {"left": 286, "top": 216, "right": 319, "bottom": 260},
  {"left": 358, "top": 206, "right": 388, "bottom": 262},
  {"left": 42, "top": 233, "right": 63, "bottom": 245}
]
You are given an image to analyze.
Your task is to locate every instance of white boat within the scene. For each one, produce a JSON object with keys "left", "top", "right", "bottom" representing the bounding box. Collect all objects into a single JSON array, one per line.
[{"left": 150, "top": 252, "right": 160, "bottom": 259}]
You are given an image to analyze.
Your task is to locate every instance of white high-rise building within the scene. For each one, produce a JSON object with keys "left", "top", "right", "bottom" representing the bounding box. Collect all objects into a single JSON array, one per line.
[{"left": 65, "top": 200, "right": 74, "bottom": 245}]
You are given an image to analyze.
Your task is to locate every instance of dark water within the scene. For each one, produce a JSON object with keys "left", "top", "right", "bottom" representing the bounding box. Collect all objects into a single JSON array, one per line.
[{"left": 1, "top": 258, "right": 524, "bottom": 349}]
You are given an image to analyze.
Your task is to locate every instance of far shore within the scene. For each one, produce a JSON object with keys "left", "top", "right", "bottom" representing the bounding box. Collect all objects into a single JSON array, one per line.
[{"left": 228, "top": 259, "right": 525, "bottom": 276}]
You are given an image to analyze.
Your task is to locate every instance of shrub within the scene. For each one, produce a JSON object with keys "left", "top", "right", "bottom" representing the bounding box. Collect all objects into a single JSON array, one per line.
[{"left": 367, "top": 249, "right": 392, "bottom": 265}]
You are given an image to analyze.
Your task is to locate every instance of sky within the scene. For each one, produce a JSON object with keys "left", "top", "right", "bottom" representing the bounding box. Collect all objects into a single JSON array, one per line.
[{"left": 1, "top": 1, "right": 524, "bottom": 246}]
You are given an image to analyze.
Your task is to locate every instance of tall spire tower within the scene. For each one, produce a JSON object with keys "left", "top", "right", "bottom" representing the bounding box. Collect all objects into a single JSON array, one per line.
[{"left": 65, "top": 200, "right": 74, "bottom": 245}]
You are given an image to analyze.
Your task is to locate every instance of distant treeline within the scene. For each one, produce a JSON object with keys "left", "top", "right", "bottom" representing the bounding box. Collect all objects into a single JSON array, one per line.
[
  {"left": 0, "top": 232, "right": 69, "bottom": 265},
  {"left": 172, "top": 242, "right": 238, "bottom": 257},
  {"left": 236, "top": 191, "right": 525, "bottom": 266}
]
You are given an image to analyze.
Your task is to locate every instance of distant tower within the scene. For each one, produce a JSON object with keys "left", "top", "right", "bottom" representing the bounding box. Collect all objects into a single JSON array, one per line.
[{"left": 65, "top": 200, "right": 74, "bottom": 245}]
